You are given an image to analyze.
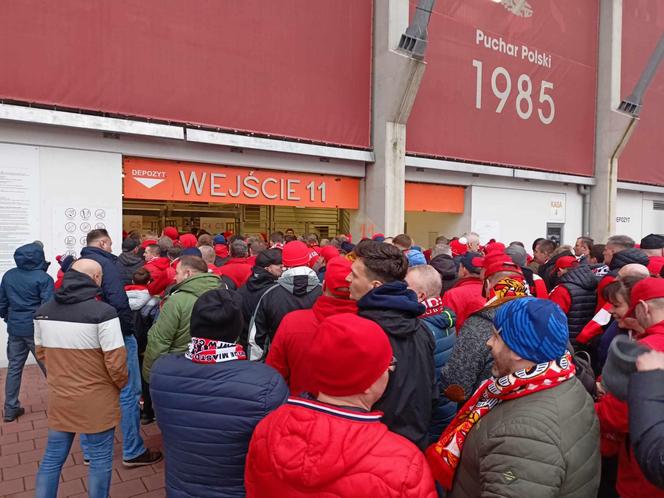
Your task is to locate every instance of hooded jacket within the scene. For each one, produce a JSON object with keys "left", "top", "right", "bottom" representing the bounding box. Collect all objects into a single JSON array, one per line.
[
  {"left": 266, "top": 294, "right": 358, "bottom": 396},
  {"left": 142, "top": 273, "right": 223, "bottom": 382},
  {"left": 150, "top": 353, "right": 288, "bottom": 498},
  {"left": 429, "top": 254, "right": 458, "bottom": 296},
  {"left": 250, "top": 267, "right": 321, "bottom": 358},
  {"left": 80, "top": 246, "right": 134, "bottom": 336},
  {"left": 357, "top": 281, "right": 437, "bottom": 450},
  {"left": 420, "top": 299, "right": 457, "bottom": 442},
  {"left": 441, "top": 277, "right": 485, "bottom": 331},
  {"left": 597, "top": 248, "right": 651, "bottom": 310},
  {"left": 34, "top": 270, "right": 127, "bottom": 433},
  {"left": 216, "top": 257, "right": 253, "bottom": 288},
  {"left": 144, "top": 256, "right": 174, "bottom": 296},
  {"left": 245, "top": 397, "right": 437, "bottom": 498},
  {"left": 449, "top": 377, "right": 600, "bottom": 498},
  {"left": 115, "top": 251, "right": 144, "bottom": 286},
  {"left": 0, "top": 243, "right": 54, "bottom": 336},
  {"left": 238, "top": 267, "right": 278, "bottom": 348}
]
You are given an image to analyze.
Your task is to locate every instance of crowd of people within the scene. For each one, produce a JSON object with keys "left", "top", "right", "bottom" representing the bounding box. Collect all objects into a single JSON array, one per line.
[{"left": 2, "top": 225, "right": 664, "bottom": 497}]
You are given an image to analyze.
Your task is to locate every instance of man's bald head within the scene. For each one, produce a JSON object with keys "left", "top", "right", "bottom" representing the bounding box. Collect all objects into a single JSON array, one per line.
[
  {"left": 405, "top": 265, "right": 442, "bottom": 302},
  {"left": 71, "top": 259, "right": 103, "bottom": 286},
  {"left": 618, "top": 263, "right": 650, "bottom": 280}
]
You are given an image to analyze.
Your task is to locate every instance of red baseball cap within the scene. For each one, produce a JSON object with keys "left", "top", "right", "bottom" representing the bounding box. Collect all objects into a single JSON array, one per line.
[
  {"left": 323, "top": 256, "right": 352, "bottom": 298},
  {"left": 626, "top": 277, "right": 664, "bottom": 317},
  {"left": 555, "top": 256, "right": 578, "bottom": 271},
  {"left": 483, "top": 253, "right": 523, "bottom": 279}
]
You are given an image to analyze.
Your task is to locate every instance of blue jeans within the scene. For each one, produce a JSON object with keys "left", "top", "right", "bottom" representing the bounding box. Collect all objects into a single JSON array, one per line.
[
  {"left": 81, "top": 335, "right": 145, "bottom": 460},
  {"left": 36, "top": 428, "right": 114, "bottom": 498},
  {"left": 4, "top": 335, "right": 46, "bottom": 417}
]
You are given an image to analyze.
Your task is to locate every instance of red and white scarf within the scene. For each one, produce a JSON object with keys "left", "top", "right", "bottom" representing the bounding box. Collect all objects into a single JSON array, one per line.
[
  {"left": 186, "top": 337, "right": 246, "bottom": 364},
  {"left": 425, "top": 352, "right": 576, "bottom": 489}
]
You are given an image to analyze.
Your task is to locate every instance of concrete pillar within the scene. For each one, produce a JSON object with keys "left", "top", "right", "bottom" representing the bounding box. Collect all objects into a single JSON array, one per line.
[
  {"left": 591, "top": 0, "right": 633, "bottom": 242},
  {"left": 353, "top": 0, "right": 427, "bottom": 238}
]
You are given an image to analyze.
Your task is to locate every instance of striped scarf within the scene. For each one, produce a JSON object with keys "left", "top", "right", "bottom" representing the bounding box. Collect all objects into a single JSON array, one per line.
[{"left": 425, "top": 352, "right": 576, "bottom": 489}]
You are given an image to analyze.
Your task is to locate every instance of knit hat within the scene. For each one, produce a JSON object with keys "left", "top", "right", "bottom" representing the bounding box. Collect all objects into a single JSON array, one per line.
[
  {"left": 182, "top": 247, "right": 202, "bottom": 257},
  {"left": 323, "top": 256, "right": 352, "bottom": 298},
  {"left": 626, "top": 277, "right": 664, "bottom": 317},
  {"left": 505, "top": 244, "right": 527, "bottom": 267},
  {"left": 340, "top": 241, "right": 355, "bottom": 254},
  {"left": 163, "top": 226, "right": 179, "bottom": 241},
  {"left": 449, "top": 239, "right": 468, "bottom": 257},
  {"left": 190, "top": 288, "right": 244, "bottom": 343},
  {"left": 213, "top": 234, "right": 227, "bottom": 245},
  {"left": 555, "top": 255, "right": 578, "bottom": 271},
  {"left": 255, "top": 248, "right": 282, "bottom": 268},
  {"left": 485, "top": 241, "right": 506, "bottom": 254},
  {"left": 310, "top": 313, "right": 393, "bottom": 396},
  {"left": 494, "top": 297, "right": 568, "bottom": 364},
  {"left": 179, "top": 233, "right": 198, "bottom": 248},
  {"left": 320, "top": 245, "right": 340, "bottom": 262},
  {"left": 460, "top": 251, "right": 483, "bottom": 274},
  {"left": 601, "top": 335, "right": 650, "bottom": 401},
  {"left": 282, "top": 241, "right": 311, "bottom": 268},
  {"left": 372, "top": 233, "right": 385, "bottom": 242},
  {"left": 640, "top": 234, "right": 664, "bottom": 250},
  {"left": 122, "top": 237, "right": 140, "bottom": 252},
  {"left": 407, "top": 249, "right": 427, "bottom": 267}
]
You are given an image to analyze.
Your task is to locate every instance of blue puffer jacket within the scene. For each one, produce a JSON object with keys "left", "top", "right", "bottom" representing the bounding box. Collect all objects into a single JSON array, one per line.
[
  {"left": 422, "top": 303, "right": 457, "bottom": 443},
  {"left": 0, "top": 243, "right": 54, "bottom": 337},
  {"left": 80, "top": 246, "right": 134, "bottom": 335},
  {"left": 150, "top": 354, "right": 288, "bottom": 498}
]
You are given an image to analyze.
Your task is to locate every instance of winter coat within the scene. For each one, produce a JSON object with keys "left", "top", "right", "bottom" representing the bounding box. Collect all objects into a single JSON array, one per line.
[
  {"left": 144, "top": 257, "right": 173, "bottom": 296},
  {"left": 80, "top": 246, "right": 134, "bottom": 336},
  {"left": 126, "top": 285, "right": 159, "bottom": 354},
  {"left": 245, "top": 397, "right": 438, "bottom": 498},
  {"left": 595, "top": 320, "right": 664, "bottom": 498},
  {"left": 440, "top": 305, "right": 499, "bottom": 401},
  {"left": 556, "top": 264, "right": 598, "bottom": 343},
  {"left": 629, "top": 368, "right": 664, "bottom": 490},
  {"left": 0, "top": 243, "right": 54, "bottom": 337},
  {"left": 142, "top": 273, "right": 222, "bottom": 382},
  {"left": 151, "top": 354, "right": 288, "bottom": 498},
  {"left": 237, "top": 267, "right": 278, "bottom": 348},
  {"left": 539, "top": 250, "right": 574, "bottom": 291},
  {"left": 266, "top": 294, "right": 358, "bottom": 396},
  {"left": 441, "top": 277, "right": 485, "bottom": 331},
  {"left": 420, "top": 299, "right": 457, "bottom": 442},
  {"left": 34, "top": 270, "right": 127, "bottom": 434},
  {"left": 449, "top": 377, "right": 600, "bottom": 498},
  {"left": 429, "top": 254, "right": 458, "bottom": 296},
  {"left": 358, "top": 281, "right": 437, "bottom": 450},
  {"left": 250, "top": 267, "right": 321, "bottom": 358},
  {"left": 216, "top": 258, "right": 253, "bottom": 288},
  {"left": 597, "top": 248, "right": 651, "bottom": 310},
  {"left": 115, "top": 251, "right": 144, "bottom": 287}
]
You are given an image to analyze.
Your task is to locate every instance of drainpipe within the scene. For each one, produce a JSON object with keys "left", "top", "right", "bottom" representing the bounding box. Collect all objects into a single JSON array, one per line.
[{"left": 577, "top": 184, "right": 591, "bottom": 237}]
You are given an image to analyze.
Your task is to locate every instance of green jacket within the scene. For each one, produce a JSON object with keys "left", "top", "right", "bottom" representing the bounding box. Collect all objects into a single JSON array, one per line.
[
  {"left": 449, "top": 376, "right": 600, "bottom": 498},
  {"left": 142, "top": 273, "right": 221, "bottom": 382}
]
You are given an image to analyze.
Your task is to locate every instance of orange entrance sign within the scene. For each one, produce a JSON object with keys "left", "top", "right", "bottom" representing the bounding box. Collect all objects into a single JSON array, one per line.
[
  {"left": 405, "top": 183, "right": 465, "bottom": 213},
  {"left": 123, "top": 157, "right": 360, "bottom": 209}
]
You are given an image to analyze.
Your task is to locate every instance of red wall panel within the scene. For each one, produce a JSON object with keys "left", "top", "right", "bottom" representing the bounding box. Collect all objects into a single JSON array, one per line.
[
  {"left": 620, "top": 4, "right": 664, "bottom": 186},
  {"left": 407, "top": 0, "right": 599, "bottom": 176},
  {"left": 0, "top": 1, "right": 372, "bottom": 148}
]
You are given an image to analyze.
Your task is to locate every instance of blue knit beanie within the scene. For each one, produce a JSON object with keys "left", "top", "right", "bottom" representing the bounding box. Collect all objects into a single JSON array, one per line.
[
  {"left": 493, "top": 297, "right": 568, "bottom": 364},
  {"left": 407, "top": 249, "right": 427, "bottom": 267},
  {"left": 213, "top": 234, "right": 226, "bottom": 245},
  {"left": 182, "top": 247, "right": 202, "bottom": 257}
]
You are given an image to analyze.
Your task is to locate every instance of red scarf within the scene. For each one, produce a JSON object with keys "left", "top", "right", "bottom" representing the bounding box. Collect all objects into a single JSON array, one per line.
[
  {"left": 425, "top": 352, "right": 576, "bottom": 489},
  {"left": 186, "top": 337, "right": 246, "bottom": 364}
]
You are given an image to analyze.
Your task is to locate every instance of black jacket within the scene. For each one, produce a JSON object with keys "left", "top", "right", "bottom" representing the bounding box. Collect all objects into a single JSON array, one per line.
[
  {"left": 560, "top": 264, "right": 598, "bottom": 342},
  {"left": 429, "top": 254, "right": 458, "bottom": 296},
  {"left": 539, "top": 250, "right": 574, "bottom": 291},
  {"left": 629, "top": 369, "right": 664, "bottom": 490},
  {"left": 80, "top": 247, "right": 134, "bottom": 336},
  {"left": 609, "top": 248, "right": 650, "bottom": 274},
  {"left": 238, "top": 267, "right": 278, "bottom": 348},
  {"left": 250, "top": 267, "right": 321, "bottom": 358},
  {"left": 115, "top": 252, "right": 144, "bottom": 287},
  {"left": 357, "top": 281, "right": 436, "bottom": 450}
]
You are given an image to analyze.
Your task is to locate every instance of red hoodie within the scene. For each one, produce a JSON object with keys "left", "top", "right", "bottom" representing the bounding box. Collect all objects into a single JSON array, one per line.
[
  {"left": 216, "top": 258, "right": 253, "bottom": 288},
  {"left": 144, "top": 257, "right": 174, "bottom": 296},
  {"left": 440, "top": 277, "right": 486, "bottom": 332},
  {"left": 595, "top": 320, "right": 664, "bottom": 498},
  {"left": 266, "top": 295, "right": 358, "bottom": 396}
]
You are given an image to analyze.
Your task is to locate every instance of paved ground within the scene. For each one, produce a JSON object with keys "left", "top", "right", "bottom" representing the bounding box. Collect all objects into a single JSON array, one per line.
[{"left": 0, "top": 365, "right": 165, "bottom": 497}]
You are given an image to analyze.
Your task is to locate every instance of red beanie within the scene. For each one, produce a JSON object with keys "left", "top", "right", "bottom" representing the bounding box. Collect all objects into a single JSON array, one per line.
[
  {"left": 485, "top": 242, "right": 506, "bottom": 254},
  {"left": 283, "top": 241, "right": 311, "bottom": 268},
  {"left": 323, "top": 256, "right": 352, "bottom": 298},
  {"left": 320, "top": 245, "right": 340, "bottom": 262},
  {"left": 179, "top": 233, "right": 198, "bottom": 248},
  {"left": 163, "top": 226, "right": 179, "bottom": 241},
  {"left": 140, "top": 239, "right": 158, "bottom": 249},
  {"left": 450, "top": 239, "right": 468, "bottom": 257},
  {"left": 310, "top": 314, "right": 393, "bottom": 396}
]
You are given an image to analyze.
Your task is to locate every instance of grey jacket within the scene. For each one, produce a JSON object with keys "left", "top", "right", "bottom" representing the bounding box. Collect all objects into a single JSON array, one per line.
[{"left": 449, "top": 377, "right": 600, "bottom": 498}]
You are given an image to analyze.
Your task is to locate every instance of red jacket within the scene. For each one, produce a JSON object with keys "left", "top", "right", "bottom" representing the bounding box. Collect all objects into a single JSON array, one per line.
[
  {"left": 245, "top": 397, "right": 437, "bottom": 498},
  {"left": 266, "top": 295, "right": 358, "bottom": 396},
  {"left": 440, "top": 277, "right": 486, "bottom": 331},
  {"left": 596, "top": 274, "right": 616, "bottom": 312},
  {"left": 595, "top": 320, "right": 664, "bottom": 498},
  {"left": 216, "top": 258, "right": 253, "bottom": 288},
  {"left": 144, "top": 257, "right": 173, "bottom": 296},
  {"left": 549, "top": 285, "right": 572, "bottom": 313}
]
